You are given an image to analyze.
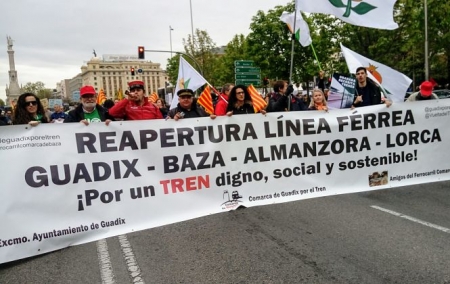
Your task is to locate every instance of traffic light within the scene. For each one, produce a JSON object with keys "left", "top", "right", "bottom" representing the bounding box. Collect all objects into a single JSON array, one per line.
[
  {"left": 131, "top": 67, "right": 135, "bottom": 76},
  {"left": 263, "top": 77, "right": 269, "bottom": 86},
  {"left": 138, "top": 46, "right": 145, "bottom": 59}
]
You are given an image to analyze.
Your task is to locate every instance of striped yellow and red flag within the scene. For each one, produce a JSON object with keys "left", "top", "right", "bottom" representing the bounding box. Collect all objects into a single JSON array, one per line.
[
  {"left": 149, "top": 92, "right": 158, "bottom": 103},
  {"left": 247, "top": 84, "right": 267, "bottom": 113},
  {"left": 97, "top": 89, "right": 106, "bottom": 105},
  {"left": 197, "top": 85, "right": 214, "bottom": 114}
]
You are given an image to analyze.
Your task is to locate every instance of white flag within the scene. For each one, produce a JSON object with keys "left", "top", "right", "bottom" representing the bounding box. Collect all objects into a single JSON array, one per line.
[
  {"left": 296, "top": 0, "right": 398, "bottom": 30},
  {"left": 280, "top": 11, "right": 312, "bottom": 47},
  {"left": 340, "top": 43, "right": 412, "bottom": 102},
  {"left": 170, "top": 57, "right": 207, "bottom": 109}
]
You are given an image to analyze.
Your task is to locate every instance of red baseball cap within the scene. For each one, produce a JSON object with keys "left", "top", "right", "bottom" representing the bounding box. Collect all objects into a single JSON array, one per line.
[
  {"left": 80, "top": 86, "right": 96, "bottom": 96},
  {"left": 420, "top": 81, "right": 433, "bottom": 97}
]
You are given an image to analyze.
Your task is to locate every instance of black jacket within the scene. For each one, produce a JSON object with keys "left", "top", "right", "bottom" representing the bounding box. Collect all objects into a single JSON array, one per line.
[
  {"left": 266, "top": 93, "right": 289, "bottom": 112},
  {"left": 353, "top": 79, "right": 383, "bottom": 107},
  {"left": 64, "top": 104, "right": 114, "bottom": 123},
  {"left": 167, "top": 103, "right": 208, "bottom": 119},
  {"left": 226, "top": 102, "right": 255, "bottom": 115}
]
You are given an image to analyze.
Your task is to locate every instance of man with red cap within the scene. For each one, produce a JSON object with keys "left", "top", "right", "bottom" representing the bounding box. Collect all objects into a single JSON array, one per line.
[
  {"left": 109, "top": 80, "right": 163, "bottom": 120},
  {"left": 65, "top": 85, "right": 114, "bottom": 125},
  {"left": 406, "top": 81, "right": 439, "bottom": 102}
]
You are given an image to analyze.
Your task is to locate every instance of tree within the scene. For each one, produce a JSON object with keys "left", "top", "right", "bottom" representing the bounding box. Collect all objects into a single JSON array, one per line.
[
  {"left": 0, "top": 99, "right": 5, "bottom": 107},
  {"left": 246, "top": 3, "right": 330, "bottom": 84},
  {"left": 214, "top": 34, "right": 249, "bottom": 86},
  {"left": 22, "top": 81, "right": 53, "bottom": 99},
  {"left": 165, "top": 1, "right": 450, "bottom": 90},
  {"left": 183, "top": 29, "right": 219, "bottom": 85},
  {"left": 338, "top": 0, "right": 450, "bottom": 87},
  {"left": 166, "top": 54, "right": 181, "bottom": 86},
  {"left": 166, "top": 29, "right": 219, "bottom": 87}
]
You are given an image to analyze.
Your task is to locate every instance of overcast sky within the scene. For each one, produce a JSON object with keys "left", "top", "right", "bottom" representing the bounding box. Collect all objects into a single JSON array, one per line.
[{"left": 0, "top": 0, "right": 288, "bottom": 101}]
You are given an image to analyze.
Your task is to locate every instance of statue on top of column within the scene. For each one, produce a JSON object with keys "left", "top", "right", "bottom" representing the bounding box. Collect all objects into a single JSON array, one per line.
[{"left": 7, "top": 36, "right": 13, "bottom": 49}]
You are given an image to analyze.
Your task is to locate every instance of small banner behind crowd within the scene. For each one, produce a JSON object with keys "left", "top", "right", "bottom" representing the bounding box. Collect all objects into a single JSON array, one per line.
[
  {"left": 328, "top": 73, "right": 357, "bottom": 109},
  {"left": 1, "top": 100, "right": 450, "bottom": 263}
]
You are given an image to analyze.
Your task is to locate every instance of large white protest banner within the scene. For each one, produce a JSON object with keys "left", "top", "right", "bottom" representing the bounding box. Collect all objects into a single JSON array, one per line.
[{"left": 1, "top": 100, "right": 450, "bottom": 263}]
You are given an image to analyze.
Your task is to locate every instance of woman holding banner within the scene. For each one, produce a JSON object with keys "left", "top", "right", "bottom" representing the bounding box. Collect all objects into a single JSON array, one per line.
[
  {"left": 308, "top": 89, "right": 328, "bottom": 111},
  {"left": 226, "top": 85, "right": 266, "bottom": 116},
  {"left": 12, "top": 93, "right": 48, "bottom": 126}
]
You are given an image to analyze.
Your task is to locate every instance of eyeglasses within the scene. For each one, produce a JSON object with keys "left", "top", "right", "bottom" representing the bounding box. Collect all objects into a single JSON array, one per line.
[
  {"left": 25, "top": 101, "right": 38, "bottom": 106},
  {"left": 179, "top": 96, "right": 192, "bottom": 100},
  {"left": 130, "top": 87, "right": 143, "bottom": 92}
]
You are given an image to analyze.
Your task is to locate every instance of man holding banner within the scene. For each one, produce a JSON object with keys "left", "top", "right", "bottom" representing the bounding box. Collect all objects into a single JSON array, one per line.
[
  {"left": 109, "top": 80, "right": 163, "bottom": 121},
  {"left": 352, "top": 67, "right": 391, "bottom": 109},
  {"left": 167, "top": 88, "right": 215, "bottom": 120},
  {"left": 65, "top": 86, "right": 114, "bottom": 125}
]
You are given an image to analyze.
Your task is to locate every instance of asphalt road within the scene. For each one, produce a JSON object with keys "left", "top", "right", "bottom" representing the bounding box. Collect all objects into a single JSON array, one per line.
[{"left": 1, "top": 181, "right": 449, "bottom": 284}]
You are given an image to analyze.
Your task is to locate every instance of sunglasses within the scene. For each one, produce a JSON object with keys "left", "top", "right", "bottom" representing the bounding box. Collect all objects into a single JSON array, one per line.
[{"left": 25, "top": 101, "right": 38, "bottom": 106}]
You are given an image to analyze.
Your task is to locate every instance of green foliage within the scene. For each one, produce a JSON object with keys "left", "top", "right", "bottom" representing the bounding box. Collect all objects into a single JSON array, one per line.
[
  {"left": 166, "top": 29, "right": 219, "bottom": 87},
  {"left": 168, "top": 0, "right": 449, "bottom": 89},
  {"left": 183, "top": 29, "right": 219, "bottom": 85},
  {"left": 0, "top": 99, "right": 5, "bottom": 106},
  {"left": 166, "top": 54, "right": 180, "bottom": 86},
  {"left": 214, "top": 34, "right": 249, "bottom": 86},
  {"left": 22, "top": 81, "right": 53, "bottom": 99}
]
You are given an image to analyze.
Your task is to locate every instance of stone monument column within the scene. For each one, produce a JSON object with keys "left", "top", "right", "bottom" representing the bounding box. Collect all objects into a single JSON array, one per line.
[{"left": 6, "top": 36, "right": 21, "bottom": 104}]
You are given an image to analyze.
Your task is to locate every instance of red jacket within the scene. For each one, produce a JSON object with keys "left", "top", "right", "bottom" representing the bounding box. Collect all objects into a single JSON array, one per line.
[
  {"left": 214, "top": 94, "right": 229, "bottom": 116},
  {"left": 109, "top": 97, "right": 163, "bottom": 120}
]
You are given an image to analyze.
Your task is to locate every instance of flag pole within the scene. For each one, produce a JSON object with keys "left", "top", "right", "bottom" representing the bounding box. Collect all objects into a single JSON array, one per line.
[
  {"left": 288, "top": 11, "right": 297, "bottom": 85},
  {"left": 310, "top": 43, "right": 322, "bottom": 71},
  {"left": 287, "top": 7, "right": 298, "bottom": 111},
  {"left": 424, "top": 0, "right": 429, "bottom": 80}
]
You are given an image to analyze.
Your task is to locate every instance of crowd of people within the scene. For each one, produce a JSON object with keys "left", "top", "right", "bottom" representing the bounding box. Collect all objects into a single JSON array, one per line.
[{"left": 0, "top": 66, "right": 440, "bottom": 127}]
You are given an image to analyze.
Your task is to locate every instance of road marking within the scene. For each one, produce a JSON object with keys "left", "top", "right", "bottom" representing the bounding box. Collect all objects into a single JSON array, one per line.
[
  {"left": 96, "top": 239, "right": 116, "bottom": 284},
  {"left": 371, "top": 205, "right": 450, "bottom": 233},
  {"left": 118, "top": 235, "right": 145, "bottom": 284}
]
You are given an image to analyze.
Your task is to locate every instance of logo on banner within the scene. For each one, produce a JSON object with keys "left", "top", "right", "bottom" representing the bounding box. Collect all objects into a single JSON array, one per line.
[
  {"left": 366, "top": 63, "right": 383, "bottom": 83},
  {"left": 221, "top": 190, "right": 243, "bottom": 210},
  {"left": 369, "top": 171, "right": 389, "bottom": 187},
  {"left": 329, "top": 0, "right": 377, "bottom": 18}
]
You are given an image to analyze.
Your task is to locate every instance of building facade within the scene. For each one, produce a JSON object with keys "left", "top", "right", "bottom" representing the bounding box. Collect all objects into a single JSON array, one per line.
[
  {"left": 78, "top": 55, "right": 167, "bottom": 100},
  {"left": 68, "top": 74, "right": 83, "bottom": 101}
]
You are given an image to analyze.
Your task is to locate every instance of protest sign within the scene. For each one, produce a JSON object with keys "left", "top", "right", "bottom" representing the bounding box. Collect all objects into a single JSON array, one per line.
[{"left": 1, "top": 100, "right": 449, "bottom": 263}]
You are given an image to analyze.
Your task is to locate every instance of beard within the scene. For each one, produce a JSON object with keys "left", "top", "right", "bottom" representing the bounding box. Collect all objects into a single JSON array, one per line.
[{"left": 82, "top": 102, "right": 97, "bottom": 109}]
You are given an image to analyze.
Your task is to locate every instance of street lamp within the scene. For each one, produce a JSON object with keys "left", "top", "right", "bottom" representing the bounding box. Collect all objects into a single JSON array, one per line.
[{"left": 169, "top": 26, "right": 174, "bottom": 58}]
